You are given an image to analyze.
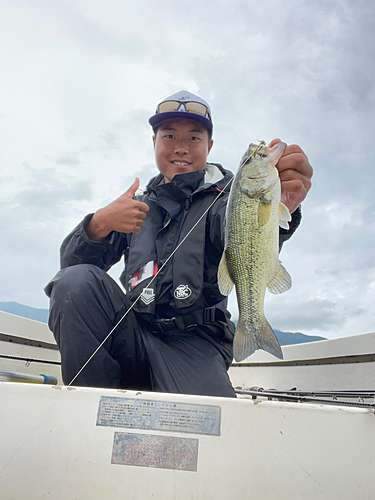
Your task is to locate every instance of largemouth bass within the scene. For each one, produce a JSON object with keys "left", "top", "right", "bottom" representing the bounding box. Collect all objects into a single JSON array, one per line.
[{"left": 218, "top": 142, "right": 292, "bottom": 361}]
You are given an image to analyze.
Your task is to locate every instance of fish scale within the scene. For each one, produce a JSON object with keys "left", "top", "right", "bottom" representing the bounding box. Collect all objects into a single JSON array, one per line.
[{"left": 218, "top": 142, "right": 292, "bottom": 362}]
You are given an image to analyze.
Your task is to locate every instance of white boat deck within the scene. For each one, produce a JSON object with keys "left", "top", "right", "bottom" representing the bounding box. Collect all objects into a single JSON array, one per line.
[
  {"left": 1, "top": 382, "right": 375, "bottom": 499},
  {"left": 230, "top": 331, "right": 375, "bottom": 391},
  {"left": 0, "top": 310, "right": 61, "bottom": 382},
  {"left": 1, "top": 311, "right": 375, "bottom": 498}
]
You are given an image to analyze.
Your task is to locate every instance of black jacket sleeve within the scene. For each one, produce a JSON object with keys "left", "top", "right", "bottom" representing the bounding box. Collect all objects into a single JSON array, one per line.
[
  {"left": 60, "top": 214, "right": 128, "bottom": 270},
  {"left": 279, "top": 206, "right": 302, "bottom": 249}
]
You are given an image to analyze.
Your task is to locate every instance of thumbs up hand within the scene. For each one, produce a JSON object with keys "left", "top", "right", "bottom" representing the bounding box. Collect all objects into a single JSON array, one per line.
[{"left": 85, "top": 178, "right": 150, "bottom": 241}]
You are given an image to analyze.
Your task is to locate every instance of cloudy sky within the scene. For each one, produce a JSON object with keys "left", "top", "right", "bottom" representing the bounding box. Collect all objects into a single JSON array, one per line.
[{"left": 1, "top": 0, "right": 374, "bottom": 340}]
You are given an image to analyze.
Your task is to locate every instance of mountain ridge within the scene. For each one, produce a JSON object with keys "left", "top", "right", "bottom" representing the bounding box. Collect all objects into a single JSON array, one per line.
[{"left": 0, "top": 301, "right": 49, "bottom": 324}]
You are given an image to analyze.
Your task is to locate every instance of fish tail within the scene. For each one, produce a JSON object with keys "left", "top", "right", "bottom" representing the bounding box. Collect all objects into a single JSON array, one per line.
[{"left": 233, "top": 317, "right": 283, "bottom": 362}]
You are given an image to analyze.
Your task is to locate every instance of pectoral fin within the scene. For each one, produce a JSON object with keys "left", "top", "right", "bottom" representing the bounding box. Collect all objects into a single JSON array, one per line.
[
  {"left": 267, "top": 259, "right": 292, "bottom": 294},
  {"left": 279, "top": 202, "right": 291, "bottom": 230},
  {"left": 258, "top": 198, "right": 272, "bottom": 227},
  {"left": 218, "top": 252, "right": 234, "bottom": 296}
]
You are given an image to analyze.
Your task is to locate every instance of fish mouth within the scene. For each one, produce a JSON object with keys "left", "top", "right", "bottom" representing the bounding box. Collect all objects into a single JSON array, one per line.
[
  {"left": 239, "top": 155, "right": 254, "bottom": 169},
  {"left": 240, "top": 148, "right": 269, "bottom": 168}
]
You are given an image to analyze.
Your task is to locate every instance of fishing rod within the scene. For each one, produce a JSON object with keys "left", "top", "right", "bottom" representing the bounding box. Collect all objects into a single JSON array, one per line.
[{"left": 235, "top": 387, "right": 375, "bottom": 411}]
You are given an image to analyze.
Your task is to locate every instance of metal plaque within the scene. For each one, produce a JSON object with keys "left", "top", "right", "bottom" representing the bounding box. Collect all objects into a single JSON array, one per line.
[
  {"left": 97, "top": 396, "right": 221, "bottom": 436},
  {"left": 111, "top": 432, "right": 198, "bottom": 471}
]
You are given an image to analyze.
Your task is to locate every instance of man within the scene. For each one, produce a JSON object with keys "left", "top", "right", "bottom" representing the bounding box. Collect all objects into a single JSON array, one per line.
[{"left": 45, "top": 90, "right": 312, "bottom": 397}]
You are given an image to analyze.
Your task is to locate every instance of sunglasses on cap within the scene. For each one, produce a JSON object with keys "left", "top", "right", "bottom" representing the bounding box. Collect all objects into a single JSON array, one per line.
[{"left": 156, "top": 100, "right": 212, "bottom": 121}]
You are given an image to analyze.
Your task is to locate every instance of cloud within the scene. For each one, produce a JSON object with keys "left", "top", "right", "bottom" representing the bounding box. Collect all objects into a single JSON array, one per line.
[
  {"left": 101, "top": 132, "right": 121, "bottom": 151},
  {"left": 9, "top": 167, "right": 92, "bottom": 215},
  {"left": 45, "top": 156, "right": 82, "bottom": 165},
  {"left": 0, "top": 166, "right": 94, "bottom": 263},
  {"left": 270, "top": 297, "right": 345, "bottom": 331},
  {"left": 0, "top": 0, "right": 374, "bottom": 340},
  {"left": 14, "top": 183, "right": 91, "bottom": 218}
]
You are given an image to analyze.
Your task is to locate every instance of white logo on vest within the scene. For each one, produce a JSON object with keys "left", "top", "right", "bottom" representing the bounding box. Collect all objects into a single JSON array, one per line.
[
  {"left": 140, "top": 288, "right": 155, "bottom": 305},
  {"left": 174, "top": 284, "right": 192, "bottom": 300}
]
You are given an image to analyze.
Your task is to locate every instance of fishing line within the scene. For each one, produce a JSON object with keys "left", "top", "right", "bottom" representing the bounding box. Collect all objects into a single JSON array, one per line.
[{"left": 67, "top": 175, "right": 234, "bottom": 387}]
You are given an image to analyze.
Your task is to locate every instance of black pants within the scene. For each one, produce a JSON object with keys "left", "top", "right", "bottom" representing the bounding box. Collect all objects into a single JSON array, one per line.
[{"left": 45, "top": 264, "right": 236, "bottom": 397}]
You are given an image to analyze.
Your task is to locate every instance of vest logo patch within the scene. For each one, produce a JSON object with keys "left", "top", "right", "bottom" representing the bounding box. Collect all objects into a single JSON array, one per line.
[
  {"left": 174, "top": 284, "right": 192, "bottom": 300},
  {"left": 140, "top": 288, "right": 155, "bottom": 305}
]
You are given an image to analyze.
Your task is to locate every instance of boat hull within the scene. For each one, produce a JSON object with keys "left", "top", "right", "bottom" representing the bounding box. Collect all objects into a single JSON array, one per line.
[{"left": 1, "top": 382, "right": 374, "bottom": 499}]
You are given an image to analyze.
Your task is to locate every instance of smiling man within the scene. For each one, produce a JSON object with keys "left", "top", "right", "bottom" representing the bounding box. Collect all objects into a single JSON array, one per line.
[
  {"left": 153, "top": 120, "right": 213, "bottom": 181},
  {"left": 45, "top": 90, "right": 312, "bottom": 397}
]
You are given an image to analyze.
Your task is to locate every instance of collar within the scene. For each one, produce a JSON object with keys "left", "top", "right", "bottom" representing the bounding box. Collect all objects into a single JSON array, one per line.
[{"left": 146, "top": 163, "right": 226, "bottom": 195}]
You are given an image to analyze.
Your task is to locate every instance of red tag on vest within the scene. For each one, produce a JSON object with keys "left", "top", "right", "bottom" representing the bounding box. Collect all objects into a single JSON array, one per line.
[{"left": 131, "top": 261, "right": 158, "bottom": 289}]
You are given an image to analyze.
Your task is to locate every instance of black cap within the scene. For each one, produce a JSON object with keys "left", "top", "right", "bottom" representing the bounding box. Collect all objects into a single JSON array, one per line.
[{"left": 149, "top": 90, "right": 213, "bottom": 132}]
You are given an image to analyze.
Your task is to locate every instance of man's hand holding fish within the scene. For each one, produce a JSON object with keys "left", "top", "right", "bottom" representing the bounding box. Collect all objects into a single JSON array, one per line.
[{"left": 270, "top": 138, "right": 313, "bottom": 214}]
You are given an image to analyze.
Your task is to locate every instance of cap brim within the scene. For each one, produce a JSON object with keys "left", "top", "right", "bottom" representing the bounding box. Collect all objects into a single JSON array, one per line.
[{"left": 149, "top": 111, "right": 213, "bottom": 131}]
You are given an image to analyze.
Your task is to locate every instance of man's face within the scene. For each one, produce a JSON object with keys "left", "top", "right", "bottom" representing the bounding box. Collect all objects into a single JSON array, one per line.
[{"left": 153, "top": 120, "right": 213, "bottom": 183}]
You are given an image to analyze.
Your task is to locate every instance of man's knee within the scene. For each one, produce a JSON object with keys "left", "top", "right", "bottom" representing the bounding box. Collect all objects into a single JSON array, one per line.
[
  {"left": 45, "top": 264, "right": 128, "bottom": 333},
  {"left": 45, "top": 264, "right": 105, "bottom": 300}
]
